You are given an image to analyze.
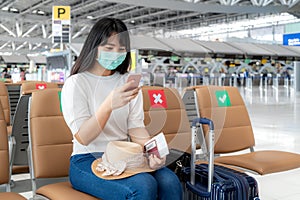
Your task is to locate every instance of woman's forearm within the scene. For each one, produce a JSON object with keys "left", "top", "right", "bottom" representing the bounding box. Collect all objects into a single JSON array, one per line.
[
  {"left": 129, "top": 127, "right": 151, "bottom": 146},
  {"left": 75, "top": 99, "right": 112, "bottom": 146}
]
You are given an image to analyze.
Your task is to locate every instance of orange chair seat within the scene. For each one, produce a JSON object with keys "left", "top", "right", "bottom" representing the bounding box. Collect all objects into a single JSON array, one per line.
[
  {"left": 36, "top": 182, "right": 101, "bottom": 200},
  {"left": 215, "top": 150, "right": 300, "bottom": 175},
  {"left": 0, "top": 192, "right": 26, "bottom": 200}
]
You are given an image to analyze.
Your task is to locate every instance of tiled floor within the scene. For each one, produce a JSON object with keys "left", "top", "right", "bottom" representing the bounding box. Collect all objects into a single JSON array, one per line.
[
  {"left": 240, "top": 85, "right": 300, "bottom": 200},
  {"left": 8, "top": 85, "right": 300, "bottom": 199}
]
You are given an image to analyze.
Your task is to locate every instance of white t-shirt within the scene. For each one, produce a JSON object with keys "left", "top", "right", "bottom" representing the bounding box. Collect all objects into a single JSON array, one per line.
[{"left": 61, "top": 71, "right": 145, "bottom": 155}]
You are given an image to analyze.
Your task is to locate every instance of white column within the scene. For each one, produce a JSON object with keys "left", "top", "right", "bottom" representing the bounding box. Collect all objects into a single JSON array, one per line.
[{"left": 294, "top": 61, "right": 300, "bottom": 92}]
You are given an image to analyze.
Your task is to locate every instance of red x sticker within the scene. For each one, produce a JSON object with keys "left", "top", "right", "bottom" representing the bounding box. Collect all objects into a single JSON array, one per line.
[
  {"left": 148, "top": 90, "right": 167, "bottom": 108},
  {"left": 35, "top": 83, "right": 47, "bottom": 90}
]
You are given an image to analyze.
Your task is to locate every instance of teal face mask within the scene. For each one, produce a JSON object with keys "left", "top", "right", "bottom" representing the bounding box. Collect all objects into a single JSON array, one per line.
[{"left": 97, "top": 51, "right": 127, "bottom": 70}]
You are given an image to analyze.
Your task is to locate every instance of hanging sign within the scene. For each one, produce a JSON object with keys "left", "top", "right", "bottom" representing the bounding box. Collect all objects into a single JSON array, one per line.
[
  {"left": 283, "top": 33, "right": 300, "bottom": 46},
  {"left": 52, "top": 6, "right": 71, "bottom": 43}
]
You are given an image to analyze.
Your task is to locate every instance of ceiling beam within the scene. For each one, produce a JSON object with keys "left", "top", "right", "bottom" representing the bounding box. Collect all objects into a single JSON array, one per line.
[
  {"left": 140, "top": 12, "right": 200, "bottom": 27},
  {"left": 123, "top": 9, "right": 171, "bottom": 23},
  {"left": 0, "top": 11, "right": 48, "bottom": 22},
  {"left": 0, "top": 24, "right": 16, "bottom": 37},
  {"left": 72, "top": 0, "right": 106, "bottom": 13},
  {"left": 0, "top": 35, "right": 84, "bottom": 44},
  {"left": 103, "top": 0, "right": 289, "bottom": 14},
  {"left": 18, "top": 0, "right": 53, "bottom": 16},
  {"left": 22, "top": 24, "right": 39, "bottom": 38}
]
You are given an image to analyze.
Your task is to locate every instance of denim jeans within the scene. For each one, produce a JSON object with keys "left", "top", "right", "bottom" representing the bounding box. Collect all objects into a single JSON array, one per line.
[{"left": 69, "top": 152, "right": 183, "bottom": 200}]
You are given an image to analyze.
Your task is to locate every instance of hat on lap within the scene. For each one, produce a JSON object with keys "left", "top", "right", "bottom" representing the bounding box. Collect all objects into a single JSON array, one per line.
[{"left": 91, "top": 141, "right": 153, "bottom": 180}]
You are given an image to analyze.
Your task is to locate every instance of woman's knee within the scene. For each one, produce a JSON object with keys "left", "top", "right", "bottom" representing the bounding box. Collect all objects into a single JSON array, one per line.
[
  {"left": 154, "top": 167, "right": 183, "bottom": 199},
  {"left": 155, "top": 167, "right": 180, "bottom": 185},
  {"left": 126, "top": 173, "right": 158, "bottom": 200}
]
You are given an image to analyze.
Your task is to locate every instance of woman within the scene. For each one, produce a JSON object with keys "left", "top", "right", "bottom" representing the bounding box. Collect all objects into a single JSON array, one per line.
[{"left": 61, "top": 18, "right": 182, "bottom": 200}]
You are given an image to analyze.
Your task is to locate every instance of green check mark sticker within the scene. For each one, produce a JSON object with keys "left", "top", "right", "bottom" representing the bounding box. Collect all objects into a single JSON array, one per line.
[
  {"left": 58, "top": 91, "right": 62, "bottom": 112},
  {"left": 215, "top": 90, "right": 231, "bottom": 107}
]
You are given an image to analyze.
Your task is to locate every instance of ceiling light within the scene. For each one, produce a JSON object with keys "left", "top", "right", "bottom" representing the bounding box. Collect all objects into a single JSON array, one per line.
[
  {"left": 10, "top": 7, "right": 18, "bottom": 12},
  {"left": 87, "top": 16, "right": 94, "bottom": 19},
  {"left": 37, "top": 10, "right": 45, "bottom": 15},
  {"left": 0, "top": 52, "right": 12, "bottom": 56},
  {"left": 2, "top": 7, "right": 9, "bottom": 11}
]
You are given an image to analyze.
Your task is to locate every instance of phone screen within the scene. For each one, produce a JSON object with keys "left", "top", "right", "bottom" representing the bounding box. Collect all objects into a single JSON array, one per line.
[{"left": 126, "top": 74, "right": 142, "bottom": 91}]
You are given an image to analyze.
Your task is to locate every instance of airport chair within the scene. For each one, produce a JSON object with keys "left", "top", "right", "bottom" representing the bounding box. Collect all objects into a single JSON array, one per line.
[
  {"left": 0, "top": 78, "right": 13, "bottom": 83},
  {"left": 20, "top": 81, "right": 59, "bottom": 95},
  {"left": 0, "top": 99, "right": 27, "bottom": 200},
  {"left": 0, "top": 81, "right": 12, "bottom": 135},
  {"left": 5, "top": 82, "right": 21, "bottom": 122},
  {"left": 183, "top": 85, "right": 300, "bottom": 175},
  {"left": 11, "top": 81, "right": 59, "bottom": 174},
  {"left": 28, "top": 88, "right": 100, "bottom": 200},
  {"left": 141, "top": 86, "right": 191, "bottom": 163}
]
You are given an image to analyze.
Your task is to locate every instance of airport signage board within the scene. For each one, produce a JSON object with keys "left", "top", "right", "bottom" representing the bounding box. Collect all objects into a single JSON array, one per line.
[
  {"left": 52, "top": 6, "right": 71, "bottom": 43},
  {"left": 283, "top": 33, "right": 300, "bottom": 46}
]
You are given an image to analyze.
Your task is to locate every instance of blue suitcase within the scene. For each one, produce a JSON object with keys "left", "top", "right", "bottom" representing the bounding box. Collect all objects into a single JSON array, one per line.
[
  {"left": 183, "top": 164, "right": 260, "bottom": 200},
  {"left": 184, "top": 118, "right": 260, "bottom": 200}
]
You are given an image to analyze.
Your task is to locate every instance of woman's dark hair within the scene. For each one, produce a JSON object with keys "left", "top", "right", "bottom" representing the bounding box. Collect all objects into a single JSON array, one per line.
[{"left": 70, "top": 18, "right": 131, "bottom": 75}]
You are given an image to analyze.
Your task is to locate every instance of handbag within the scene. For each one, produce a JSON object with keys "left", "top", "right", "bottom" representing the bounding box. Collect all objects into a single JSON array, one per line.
[{"left": 166, "top": 149, "right": 191, "bottom": 181}]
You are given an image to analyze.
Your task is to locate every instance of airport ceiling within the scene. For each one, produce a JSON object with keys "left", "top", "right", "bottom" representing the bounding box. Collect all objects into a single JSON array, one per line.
[{"left": 0, "top": 0, "right": 299, "bottom": 55}]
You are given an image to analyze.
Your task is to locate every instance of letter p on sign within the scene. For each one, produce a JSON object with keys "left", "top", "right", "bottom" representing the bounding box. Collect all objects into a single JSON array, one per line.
[{"left": 53, "top": 6, "right": 70, "bottom": 20}]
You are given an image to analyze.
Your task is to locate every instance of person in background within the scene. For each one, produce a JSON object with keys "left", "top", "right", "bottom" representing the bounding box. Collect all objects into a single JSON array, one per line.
[
  {"left": 20, "top": 68, "right": 26, "bottom": 81},
  {"left": 61, "top": 17, "right": 182, "bottom": 200},
  {"left": 1, "top": 67, "right": 11, "bottom": 79}
]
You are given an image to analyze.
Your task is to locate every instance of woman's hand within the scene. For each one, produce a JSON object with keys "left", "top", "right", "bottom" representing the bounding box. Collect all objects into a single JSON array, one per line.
[
  {"left": 106, "top": 80, "right": 140, "bottom": 110},
  {"left": 148, "top": 154, "right": 166, "bottom": 170}
]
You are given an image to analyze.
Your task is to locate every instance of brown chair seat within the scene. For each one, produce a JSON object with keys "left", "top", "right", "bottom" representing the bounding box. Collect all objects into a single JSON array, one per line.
[
  {"left": 184, "top": 85, "right": 300, "bottom": 176},
  {"left": 0, "top": 100, "right": 27, "bottom": 200},
  {"left": 0, "top": 82, "right": 12, "bottom": 134},
  {"left": 215, "top": 150, "right": 300, "bottom": 175},
  {"left": 21, "top": 81, "right": 59, "bottom": 95},
  {"left": 36, "top": 182, "right": 100, "bottom": 200},
  {"left": 0, "top": 192, "right": 26, "bottom": 200},
  {"left": 141, "top": 86, "right": 191, "bottom": 153},
  {"left": 11, "top": 82, "right": 59, "bottom": 176},
  {"left": 28, "top": 88, "right": 101, "bottom": 199}
]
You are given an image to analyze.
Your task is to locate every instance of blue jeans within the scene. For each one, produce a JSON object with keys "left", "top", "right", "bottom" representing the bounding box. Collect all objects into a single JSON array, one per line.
[{"left": 69, "top": 153, "right": 183, "bottom": 200}]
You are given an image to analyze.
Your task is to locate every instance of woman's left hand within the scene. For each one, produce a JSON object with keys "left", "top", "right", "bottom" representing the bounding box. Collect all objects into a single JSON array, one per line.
[{"left": 148, "top": 154, "right": 166, "bottom": 170}]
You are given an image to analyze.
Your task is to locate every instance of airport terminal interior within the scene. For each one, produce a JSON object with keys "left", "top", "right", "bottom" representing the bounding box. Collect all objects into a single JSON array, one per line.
[{"left": 0, "top": 0, "right": 300, "bottom": 200}]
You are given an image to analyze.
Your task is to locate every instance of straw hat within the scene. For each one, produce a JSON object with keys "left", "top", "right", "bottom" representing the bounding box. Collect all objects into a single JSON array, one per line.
[{"left": 91, "top": 141, "right": 153, "bottom": 180}]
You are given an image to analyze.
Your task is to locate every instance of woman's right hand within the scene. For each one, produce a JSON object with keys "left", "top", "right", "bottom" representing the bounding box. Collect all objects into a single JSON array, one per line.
[{"left": 106, "top": 80, "right": 140, "bottom": 110}]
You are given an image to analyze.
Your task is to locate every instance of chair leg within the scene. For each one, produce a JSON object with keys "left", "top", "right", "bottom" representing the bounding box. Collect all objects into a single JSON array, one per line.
[
  {"left": 8, "top": 136, "right": 16, "bottom": 167},
  {"left": 9, "top": 179, "right": 15, "bottom": 188},
  {"left": 8, "top": 136, "right": 16, "bottom": 188}
]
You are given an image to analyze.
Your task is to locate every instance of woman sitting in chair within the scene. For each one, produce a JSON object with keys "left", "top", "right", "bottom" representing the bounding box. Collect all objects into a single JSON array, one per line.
[{"left": 61, "top": 17, "right": 182, "bottom": 200}]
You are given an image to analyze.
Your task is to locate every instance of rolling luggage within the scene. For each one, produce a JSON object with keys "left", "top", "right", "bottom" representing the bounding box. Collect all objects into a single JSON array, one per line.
[{"left": 183, "top": 118, "right": 260, "bottom": 200}]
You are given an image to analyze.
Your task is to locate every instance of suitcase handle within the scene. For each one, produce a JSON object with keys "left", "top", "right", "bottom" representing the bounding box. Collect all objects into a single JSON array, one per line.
[
  {"left": 192, "top": 117, "right": 214, "bottom": 130},
  {"left": 191, "top": 117, "right": 215, "bottom": 193}
]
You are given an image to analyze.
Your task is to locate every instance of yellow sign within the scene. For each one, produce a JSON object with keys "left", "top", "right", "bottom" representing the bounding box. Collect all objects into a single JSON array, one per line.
[
  {"left": 130, "top": 51, "right": 136, "bottom": 71},
  {"left": 50, "top": 48, "right": 61, "bottom": 52},
  {"left": 52, "top": 6, "right": 71, "bottom": 43},
  {"left": 261, "top": 58, "right": 267, "bottom": 64},
  {"left": 53, "top": 6, "right": 70, "bottom": 20}
]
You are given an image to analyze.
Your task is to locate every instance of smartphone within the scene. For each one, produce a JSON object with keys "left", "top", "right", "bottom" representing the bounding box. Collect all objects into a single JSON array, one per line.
[{"left": 126, "top": 73, "right": 142, "bottom": 91}]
